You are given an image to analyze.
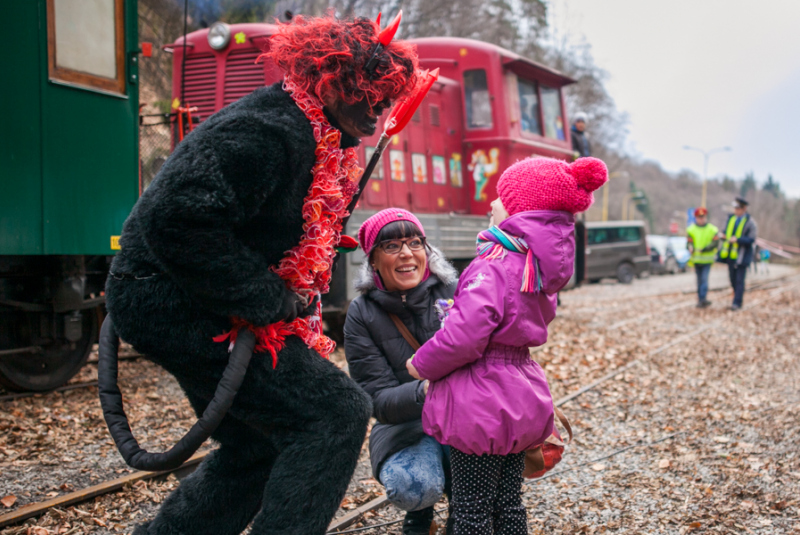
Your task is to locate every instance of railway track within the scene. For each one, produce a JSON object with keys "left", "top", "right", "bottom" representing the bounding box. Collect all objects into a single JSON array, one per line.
[
  {"left": 1, "top": 275, "right": 797, "bottom": 533},
  {"left": 0, "top": 355, "right": 142, "bottom": 402}
]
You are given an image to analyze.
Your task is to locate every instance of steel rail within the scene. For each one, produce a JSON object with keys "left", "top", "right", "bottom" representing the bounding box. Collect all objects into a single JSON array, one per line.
[{"left": 0, "top": 453, "right": 206, "bottom": 529}]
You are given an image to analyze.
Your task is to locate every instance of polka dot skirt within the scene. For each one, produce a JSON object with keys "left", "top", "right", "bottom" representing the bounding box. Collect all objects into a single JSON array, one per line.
[{"left": 450, "top": 449, "right": 527, "bottom": 535}]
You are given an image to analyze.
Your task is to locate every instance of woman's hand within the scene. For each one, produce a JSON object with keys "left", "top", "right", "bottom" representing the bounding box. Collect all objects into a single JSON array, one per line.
[{"left": 406, "top": 358, "right": 421, "bottom": 380}]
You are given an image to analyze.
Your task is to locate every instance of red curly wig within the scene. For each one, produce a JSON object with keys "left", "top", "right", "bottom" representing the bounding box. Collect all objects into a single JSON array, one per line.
[{"left": 267, "top": 15, "right": 419, "bottom": 108}]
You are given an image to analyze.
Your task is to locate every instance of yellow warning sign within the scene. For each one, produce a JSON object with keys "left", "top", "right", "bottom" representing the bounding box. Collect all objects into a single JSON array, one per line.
[{"left": 110, "top": 236, "right": 121, "bottom": 250}]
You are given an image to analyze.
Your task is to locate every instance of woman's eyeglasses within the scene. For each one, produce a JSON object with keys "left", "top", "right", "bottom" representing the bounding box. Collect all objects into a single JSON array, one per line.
[{"left": 376, "top": 237, "right": 426, "bottom": 254}]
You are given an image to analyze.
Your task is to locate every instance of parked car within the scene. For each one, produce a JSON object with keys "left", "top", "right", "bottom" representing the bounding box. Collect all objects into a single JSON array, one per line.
[
  {"left": 648, "top": 235, "right": 675, "bottom": 274},
  {"left": 647, "top": 235, "right": 690, "bottom": 274},
  {"left": 668, "top": 236, "right": 690, "bottom": 271},
  {"left": 584, "top": 221, "right": 650, "bottom": 284}
]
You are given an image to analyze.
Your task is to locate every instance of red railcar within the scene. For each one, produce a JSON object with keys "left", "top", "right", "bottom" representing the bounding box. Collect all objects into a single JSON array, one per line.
[{"left": 165, "top": 23, "right": 580, "bottom": 316}]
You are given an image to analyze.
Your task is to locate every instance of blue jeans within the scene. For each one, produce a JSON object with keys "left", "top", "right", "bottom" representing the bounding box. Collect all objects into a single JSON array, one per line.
[
  {"left": 379, "top": 435, "right": 450, "bottom": 512},
  {"left": 695, "top": 263, "right": 711, "bottom": 301}
]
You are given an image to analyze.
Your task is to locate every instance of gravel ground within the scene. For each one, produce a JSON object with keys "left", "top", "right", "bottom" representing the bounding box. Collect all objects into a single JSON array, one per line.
[{"left": 2, "top": 266, "right": 798, "bottom": 534}]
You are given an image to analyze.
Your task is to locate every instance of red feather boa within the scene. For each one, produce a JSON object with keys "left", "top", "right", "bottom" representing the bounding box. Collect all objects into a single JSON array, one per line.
[{"left": 213, "top": 76, "right": 361, "bottom": 366}]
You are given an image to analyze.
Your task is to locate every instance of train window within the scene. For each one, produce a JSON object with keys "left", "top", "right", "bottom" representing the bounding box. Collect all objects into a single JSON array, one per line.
[
  {"left": 449, "top": 154, "right": 463, "bottom": 187},
  {"left": 412, "top": 109, "right": 422, "bottom": 123},
  {"left": 412, "top": 154, "right": 428, "bottom": 183},
  {"left": 389, "top": 150, "right": 406, "bottom": 181},
  {"left": 365, "top": 147, "right": 384, "bottom": 179},
  {"left": 47, "top": 0, "right": 126, "bottom": 95},
  {"left": 541, "top": 86, "right": 565, "bottom": 140},
  {"left": 432, "top": 156, "right": 447, "bottom": 185},
  {"left": 464, "top": 69, "right": 493, "bottom": 129},
  {"left": 517, "top": 79, "right": 542, "bottom": 135}
]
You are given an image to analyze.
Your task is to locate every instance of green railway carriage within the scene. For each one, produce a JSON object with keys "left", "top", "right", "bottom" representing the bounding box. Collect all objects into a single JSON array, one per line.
[{"left": 1, "top": 0, "right": 140, "bottom": 391}]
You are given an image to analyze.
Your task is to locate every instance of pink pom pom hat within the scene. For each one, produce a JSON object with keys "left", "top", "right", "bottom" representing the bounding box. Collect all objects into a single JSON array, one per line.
[
  {"left": 496, "top": 157, "right": 608, "bottom": 215},
  {"left": 357, "top": 208, "right": 426, "bottom": 254}
]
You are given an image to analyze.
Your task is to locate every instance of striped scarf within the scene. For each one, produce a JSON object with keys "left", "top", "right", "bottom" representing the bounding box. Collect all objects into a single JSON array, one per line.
[{"left": 476, "top": 226, "right": 542, "bottom": 293}]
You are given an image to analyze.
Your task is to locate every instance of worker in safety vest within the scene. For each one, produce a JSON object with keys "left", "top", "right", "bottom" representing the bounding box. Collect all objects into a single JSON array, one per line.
[
  {"left": 718, "top": 197, "right": 757, "bottom": 310},
  {"left": 686, "top": 207, "right": 719, "bottom": 308}
]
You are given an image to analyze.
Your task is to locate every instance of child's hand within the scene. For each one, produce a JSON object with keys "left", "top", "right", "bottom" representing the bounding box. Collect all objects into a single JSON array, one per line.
[{"left": 406, "top": 358, "right": 422, "bottom": 380}]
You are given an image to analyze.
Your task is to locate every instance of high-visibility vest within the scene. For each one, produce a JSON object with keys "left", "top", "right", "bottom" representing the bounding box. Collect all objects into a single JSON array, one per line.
[
  {"left": 719, "top": 215, "right": 748, "bottom": 260},
  {"left": 686, "top": 223, "right": 718, "bottom": 264}
]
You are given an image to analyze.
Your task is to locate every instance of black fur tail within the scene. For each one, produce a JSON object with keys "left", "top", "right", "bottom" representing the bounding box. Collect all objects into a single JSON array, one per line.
[{"left": 98, "top": 315, "right": 255, "bottom": 471}]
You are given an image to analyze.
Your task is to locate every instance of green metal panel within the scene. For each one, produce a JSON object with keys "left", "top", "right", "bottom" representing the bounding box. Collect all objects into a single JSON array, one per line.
[
  {"left": 40, "top": 0, "right": 139, "bottom": 255},
  {"left": 0, "top": 1, "right": 44, "bottom": 254}
]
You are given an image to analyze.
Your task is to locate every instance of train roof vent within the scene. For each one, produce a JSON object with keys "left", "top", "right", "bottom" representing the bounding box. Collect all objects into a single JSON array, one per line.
[
  {"left": 430, "top": 105, "right": 440, "bottom": 127},
  {"left": 183, "top": 54, "right": 217, "bottom": 121},
  {"left": 224, "top": 49, "right": 265, "bottom": 107}
]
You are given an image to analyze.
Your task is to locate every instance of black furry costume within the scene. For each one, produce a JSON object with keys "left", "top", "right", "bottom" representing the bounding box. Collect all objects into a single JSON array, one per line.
[{"left": 106, "top": 84, "right": 372, "bottom": 535}]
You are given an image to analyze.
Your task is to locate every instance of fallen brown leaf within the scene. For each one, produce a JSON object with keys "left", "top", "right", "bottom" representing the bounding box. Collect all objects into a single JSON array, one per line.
[{"left": 1, "top": 494, "right": 16, "bottom": 507}]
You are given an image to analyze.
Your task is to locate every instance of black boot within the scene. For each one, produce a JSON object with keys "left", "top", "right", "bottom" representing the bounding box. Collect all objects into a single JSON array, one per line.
[{"left": 403, "top": 506, "right": 434, "bottom": 535}]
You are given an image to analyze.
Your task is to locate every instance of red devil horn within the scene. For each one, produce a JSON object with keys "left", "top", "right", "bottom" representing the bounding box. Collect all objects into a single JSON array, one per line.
[
  {"left": 378, "top": 10, "right": 402, "bottom": 46},
  {"left": 375, "top": 12, "right": 381, "bottom": 26}
]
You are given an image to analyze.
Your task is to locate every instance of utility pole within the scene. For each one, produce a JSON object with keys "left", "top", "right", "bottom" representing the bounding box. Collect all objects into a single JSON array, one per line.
[
  {"left": 604, "top": 171, "right": 628, "bottom": 221},
  {"left": 682, "top": 146, "right": 731, "bottom": 208}
]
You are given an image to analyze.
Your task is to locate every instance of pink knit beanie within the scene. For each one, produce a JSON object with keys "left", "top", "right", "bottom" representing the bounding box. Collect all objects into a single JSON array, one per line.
[
  {"left": 496, "top": 157, "right": 608, "bottom": 215},
  {"left": 358, "top": 208, "right": 426, "bottom": 253}
]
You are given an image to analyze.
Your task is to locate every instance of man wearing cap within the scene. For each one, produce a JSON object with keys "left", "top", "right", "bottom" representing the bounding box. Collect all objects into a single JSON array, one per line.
[
  {"left": 718, "top": 197, "right": 757, "bottom": 310},
  {"left": 571, "top": 112, "right": 591, "bottom": 159},
  {"left": 686, "top": 207, "right": 719, "bottom": 307}
]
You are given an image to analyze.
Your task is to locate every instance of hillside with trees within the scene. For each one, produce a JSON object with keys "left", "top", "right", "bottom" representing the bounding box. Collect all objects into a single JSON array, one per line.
[{"left": 137, "top": 0, "right": 800, "bottom": 247}]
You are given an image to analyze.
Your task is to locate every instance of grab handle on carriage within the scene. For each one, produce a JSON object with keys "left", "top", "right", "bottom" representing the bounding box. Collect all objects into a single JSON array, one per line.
[{"left": 97, "top": 315, "right": 255, "bottom": 472}]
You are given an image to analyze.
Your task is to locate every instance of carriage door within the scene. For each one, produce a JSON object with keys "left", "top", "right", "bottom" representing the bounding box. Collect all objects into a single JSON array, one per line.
[
  {"left": 387, "top": 133, "right": 412, "bottom": 209},
  {"left": 439, "top": 80, "right": 468, "bottom": 213},
  {"left": 406, "top": 101, "right": 431, "bottom": 212},
  {"left": 425, "top": 86, "right": 448, "bottom": 213},
  {"left": 41, "top": 0, "right": 139, "bottom": 254}
]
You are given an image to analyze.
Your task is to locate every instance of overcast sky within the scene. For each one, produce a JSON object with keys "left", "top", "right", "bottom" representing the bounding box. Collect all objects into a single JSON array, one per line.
[{"left": 548, "top": 0, "right": 800, "bottom": 197}]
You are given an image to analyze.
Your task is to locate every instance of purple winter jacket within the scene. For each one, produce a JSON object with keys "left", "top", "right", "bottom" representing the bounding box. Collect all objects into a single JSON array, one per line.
[{"left": 412, "top": 210, "right": 575, "bottom": 455}]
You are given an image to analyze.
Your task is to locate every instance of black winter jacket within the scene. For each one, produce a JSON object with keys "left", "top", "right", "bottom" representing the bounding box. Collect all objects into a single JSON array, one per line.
[
  {"left": 108, "top": 83, "right": 360, "bottom": 354},
  {"left": 571, "top": 126, "right": 591, "bottom": 158},
  {"left": 344, "top": 251, "right": 458, "bottom": 480}
]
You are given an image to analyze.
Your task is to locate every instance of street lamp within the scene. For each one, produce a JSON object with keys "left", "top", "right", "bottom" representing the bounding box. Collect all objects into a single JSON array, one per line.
[
  {"left": 621, "top": 192, "right": 645, "bottom": 220},
  {"left": 604, "top": 171, "right": 628, "bottom": 222},
  {"left": 622, "top": 191, "right": 644, "bottom": 221},
  {"left": 628, "top": 197, "right": 647, "bottom": 220},
  {"left": 682, "top": 145, "right": 732, "bottom": 208}
]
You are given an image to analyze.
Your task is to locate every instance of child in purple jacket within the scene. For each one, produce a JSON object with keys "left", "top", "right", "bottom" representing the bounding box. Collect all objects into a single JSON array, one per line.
[{"left": 407, "top": 156, "right": 607, "bottom": 534}]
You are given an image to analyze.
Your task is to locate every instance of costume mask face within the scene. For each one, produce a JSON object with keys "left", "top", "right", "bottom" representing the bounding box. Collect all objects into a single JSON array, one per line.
[{"left": 325, "top": 96, "right": 391, "bottom": 138}]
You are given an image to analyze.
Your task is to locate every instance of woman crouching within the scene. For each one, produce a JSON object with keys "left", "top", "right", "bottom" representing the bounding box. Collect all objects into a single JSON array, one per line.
[{"left": 344, "top": 209, "right": 458, "bottom": 535}]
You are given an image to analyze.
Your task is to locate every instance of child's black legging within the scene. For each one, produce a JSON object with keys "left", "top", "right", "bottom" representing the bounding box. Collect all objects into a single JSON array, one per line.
[{"left": 450, "top": 449, "right": 527, "bottom": 535}]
